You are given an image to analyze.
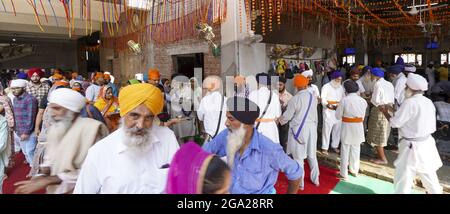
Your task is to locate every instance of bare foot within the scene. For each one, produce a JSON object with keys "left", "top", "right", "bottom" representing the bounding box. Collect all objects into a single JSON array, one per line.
[{"left": 370, "top": 159, "right": 388, "bottom": 165}]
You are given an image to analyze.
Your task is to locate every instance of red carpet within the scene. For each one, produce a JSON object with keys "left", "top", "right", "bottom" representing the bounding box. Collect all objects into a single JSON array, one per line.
[
  {"left": 275, "top": 163, "right": 340, "bottom": 194},
  {"left": 3, "top": 154, "right": 339, "bottom": 194},
  {"left": 2, "top": 153, "right": 31, "bottom": 194}
]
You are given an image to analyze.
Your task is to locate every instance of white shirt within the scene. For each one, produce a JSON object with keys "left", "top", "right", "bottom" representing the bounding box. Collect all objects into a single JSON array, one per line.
[
  {"left": 361, "top": 73, "right": 375, "bottom": 94},
  {"left": 85, "top": 84, "right": 101, "bottom": 102},
  {"left": 197, "top": 91, "right": 227, "bottom": 137},
  {"left": 355, "top": 79, "right": 366, "bottom": 96},
  {"left": 249, "top": 86, "right": 281, "bottom": 143},
  {"left": 393, "top": 73, "right": 407, "bottom": 106},
  {"left": 320, "top": 82, "right": 345, "bottom": 122},
  {"left": 390, "top": 94, "right": 436, "bottom": 138},
  {"left": 336, "top": 93, "right": 368, "bottom": 145},
  {"left": 370, "top": 78, "right": 395, "bottom": 107},
  {"left": 74, "top": 125, "right": 179, "bottom": 194},
  {"left": 307, "top": 84, "right": 320, "bottom": 99}
]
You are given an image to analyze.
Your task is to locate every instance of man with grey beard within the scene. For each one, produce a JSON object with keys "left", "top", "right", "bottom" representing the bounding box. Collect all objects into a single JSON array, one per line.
[
  {"left": 14, "top": 88, "right": 108, "bottom": 194},
  {"left": 203, "top": 96, "right": 302, "bottom": 194},
  {"left": 74, "top": 83, "right": 179, "bottom": 194}
]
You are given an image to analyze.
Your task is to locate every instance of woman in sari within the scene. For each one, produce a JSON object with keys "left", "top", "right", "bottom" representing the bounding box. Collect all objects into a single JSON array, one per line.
[
  {"left": 166, "top": 142, "right": 231, "bottom": 194},
  {"left": 0, "top": 85, "right": 14, "bottom": 170},
  {"left": 94, "top": 86, "right": 120, "bottom": 132}
]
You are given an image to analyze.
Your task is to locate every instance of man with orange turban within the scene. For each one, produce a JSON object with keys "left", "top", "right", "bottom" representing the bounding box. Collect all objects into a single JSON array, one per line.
[
  {"left": 147, "top": 68, "right": 161, "bottom": 87},
  {"left": 85, "top": 72, "right": 105, "bottom": 103},
  {"left": 279, "top": 74, "right": 320, "bottom": 190},
  {"left": 74, "top": 83, "right": 180, "bottom": 194}
]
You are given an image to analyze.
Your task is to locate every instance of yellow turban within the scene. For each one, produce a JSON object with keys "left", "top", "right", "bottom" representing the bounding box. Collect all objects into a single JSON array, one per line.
[{"left": 118, "top": 83, "right": 163, "bottom": 117}]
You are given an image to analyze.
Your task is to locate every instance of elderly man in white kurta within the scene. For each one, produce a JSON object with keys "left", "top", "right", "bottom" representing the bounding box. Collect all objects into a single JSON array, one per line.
[
  {"left": 74, "top": 84, "right": 179, "bottom": 194},
  {"left": 367, "top": 68, "right": 395, "bottom": 165},
  {"left": 301, "top": 70, "right": 321, "bottom": 102},
  {"left": 197, "top": 75, "right": 227, "bottom": 142},
  {"left": 249, "top": 73, "right": 281, "bottom": 144},
  {"left": 336, "top": 80, "right": 367, "bottom": 180},
  {"left": 380, "top": 74, "right": 443, "bottom": 194},
  {"left": 387, "top": 65, "right": 408, "bottom": 108},
  {"left": 279, "top": 75, "right": 319, "bottom": 189},
  {"left": 320, "top": 71, "right": 345, "bottom": 154}
]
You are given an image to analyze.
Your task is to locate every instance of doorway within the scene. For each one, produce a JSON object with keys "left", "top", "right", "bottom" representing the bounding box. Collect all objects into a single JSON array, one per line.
[{"left": 173, "top": 53, "right": 204, "bottom": 78}]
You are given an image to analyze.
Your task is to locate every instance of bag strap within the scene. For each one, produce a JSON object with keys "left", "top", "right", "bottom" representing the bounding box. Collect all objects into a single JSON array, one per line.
[
  {"left": 291, "top": 92, "right": 313, "bottom": 143},
  {"left": 211, "top": 95, "right": 224, "bottom": 139},
  {"left": 101, "top": 100, "right": 114, "bottom": 117},
  {"left": 256, "top": 90, "right": 273, "bottom": 130}
]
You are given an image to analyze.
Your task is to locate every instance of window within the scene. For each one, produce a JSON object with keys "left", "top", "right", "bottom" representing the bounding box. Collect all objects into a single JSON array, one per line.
[
  {"left": 441, "top": 53, "right": 449, "bottom": 64},
  {"left": 394, "top": 53, "right": 423, "bottom": 66},
  {"left": 342, "top": 55, "right": 355, "bottom": 65}
]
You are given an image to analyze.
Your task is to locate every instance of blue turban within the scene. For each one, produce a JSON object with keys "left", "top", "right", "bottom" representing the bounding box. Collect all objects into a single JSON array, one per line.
[
  {"left": 16, "top": 72, "right": 28, "bottom": 80},
  {"left": 362, "top": 66, "right": 372, "bottom": 74},
  {"left": 330, "top": 70, "right": 343, "bottom": 79},
  {"left": 371, "top": 67, "right": 385, "bottom": 77},
  {"left": 396, "top": 57, "right": 405, "bottom": 66},
  {"left": 387, "top": 65, "right": 403, "bottom": 74}
]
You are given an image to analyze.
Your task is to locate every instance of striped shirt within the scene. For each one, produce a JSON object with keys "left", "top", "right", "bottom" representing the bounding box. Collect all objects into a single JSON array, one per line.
[{"left": 13, "top": 92, "right": 38, "bottom": 135}]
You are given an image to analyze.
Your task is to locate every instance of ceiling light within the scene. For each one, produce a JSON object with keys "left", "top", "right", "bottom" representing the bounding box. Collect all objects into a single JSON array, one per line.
[{"left": 12, "top": 38, "right": 16, "bottom": 42}]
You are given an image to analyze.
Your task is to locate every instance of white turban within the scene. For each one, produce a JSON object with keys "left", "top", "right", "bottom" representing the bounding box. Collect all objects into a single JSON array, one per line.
[
  {"left": 10, "top": 79, "right": 28, "bottom": 88},
  {"left": 301, "top": 69, "right": 313, "bottom": 77},
  {"left": 406, "top": 73, "right": 428, "bottom": 91},
  {"left": 404, "top": 64, "right": 416, "bottom": 73},
  {"left": 48, "top": 88, "right": 87, "bottom": 113}
]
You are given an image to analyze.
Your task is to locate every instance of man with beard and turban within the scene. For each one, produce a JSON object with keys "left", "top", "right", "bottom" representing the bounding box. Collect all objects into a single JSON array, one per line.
[
  {"left": 360, "top": 66, "right": 375, "bottom": 97},
  {"left": 249, "top": 73, "right": 281, "bottom": 144},
  {"left": 387, "top": 65, "right": 408, "bottom": 109},
  {"left": 336, "top": 80, "right": 367, "bottom": 180},
  {"left": 74, "top": 83, "right": 179, "bottom": 194},
  {"left": 279, "top": 75, "right": 319, "bottom": 189},
  {"left": 197, "top": 75, "right": 227, "bottom": 142},
  {"left": 301, "top": 69, "right": 320, "bottom": 102},
  {"left": 14, "top": 88, "right": 109, "bottom": 194},
  {"left": 367, "top": 68, "right": 395, "bottom": 165},
  {"left": 320, "top": 71, "right": 345, "bottom": 155},
  {"left": 379, "top": 74, "right": 443, "bottom": 194},
  {"left": 148, "top": 68, "right": 161, "bottom": 87},
  {"left": 85, "top": 72, "right": 105, "bottom": 104},
  {"left": 11, "top": 79, "right": 38, "bottom": 166},
  {"left": 26, "top": 68, "right": 50, "bottom": 107},
  {"left": 203, "top": 97, "right": 302, "bottom": 194}
]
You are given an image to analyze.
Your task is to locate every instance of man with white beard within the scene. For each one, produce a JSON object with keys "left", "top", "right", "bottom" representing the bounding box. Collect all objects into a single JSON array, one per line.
[
  {"left": 379, "top": 74, "right": 443, "bottom": 194},
  {"left": 320, "top": 71, "right": 345, "bottom": 155},
  {"left": 203, "top": 97, "right": 302, "bottom": 194},
  {"left": 14, "top": 88, "right": 108, "bottom": 194},
  {"left": 74, "top": 83, "right": 179, "bottom": 194}
]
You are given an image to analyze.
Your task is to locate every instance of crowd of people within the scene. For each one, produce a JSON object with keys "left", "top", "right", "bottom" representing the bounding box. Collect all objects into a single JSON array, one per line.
[{"left": 0, "top": 57, "right": 448, "bottom": 194}]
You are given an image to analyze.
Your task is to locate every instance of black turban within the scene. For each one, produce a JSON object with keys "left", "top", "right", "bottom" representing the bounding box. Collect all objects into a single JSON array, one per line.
[
  {"left": 226, "top": 96, "right": 260, "bottom": 125},
  {"left": 256, "top": 72, "right": 271, "bottom": 85},
  {"left": 343, "top": 80, "right": 359, "bottom": 93}
]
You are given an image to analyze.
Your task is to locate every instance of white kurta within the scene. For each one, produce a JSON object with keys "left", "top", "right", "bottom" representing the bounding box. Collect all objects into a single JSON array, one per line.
[
  {"left": 320, "top": 82, "right": 344, "bottom": 150},
  {"left": 371, "top": 78, "right": 395, "bottom": 107},
  {"left": 393, "top": 73, "right": 407, "bottom": 107},
  {"left": 249, "top": 87, "right": 281, "bottom": 144},
  {"left": 360, "top": 73, "right": 375, "bottom": 94},
  {"left": 336, "top": 93, "right": 368, "bottom": 145},
  {"left": 390, "top": 94, "right": 443, "bottom": 194},
  {"left": 279, "top": 90, "right": 319, "bottom": 186},
  {"left": 335, "top": 93, "right": 367, "bottom": 178},
  {"left": 197, "top": 91, "right": 227, "bottom": 138},
  {"left": 306, "top": 84, "right": 320, "bottom": 99},
  {"left": 355, "top": 79, "right": 366, "bottom": 96},
  {"left": 74, "top": 125, "right": 180, "bottom": 194}
]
